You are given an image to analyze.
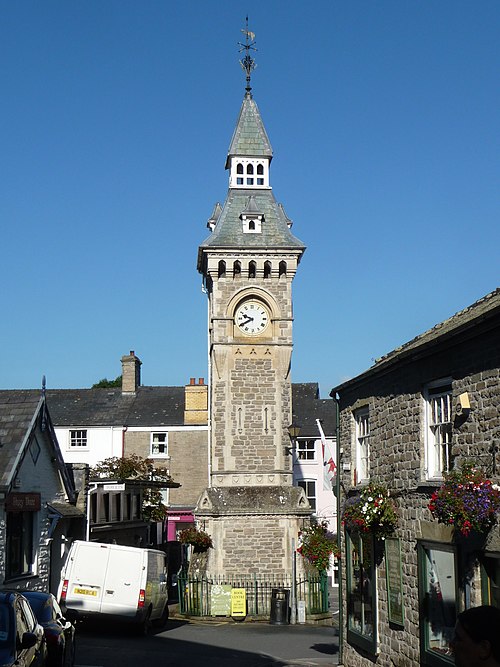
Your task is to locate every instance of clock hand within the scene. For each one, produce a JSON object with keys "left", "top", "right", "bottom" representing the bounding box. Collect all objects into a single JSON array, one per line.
[{"left": 240, "top": 315, "right": 254, "bottom": 325}]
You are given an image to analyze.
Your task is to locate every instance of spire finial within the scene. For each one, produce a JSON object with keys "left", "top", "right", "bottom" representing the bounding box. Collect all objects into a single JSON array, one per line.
[{"left": 238, "top": 16, "right": 257, "bottom": 95}]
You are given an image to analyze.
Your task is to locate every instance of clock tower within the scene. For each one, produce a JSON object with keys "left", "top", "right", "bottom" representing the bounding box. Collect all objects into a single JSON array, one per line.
[{"left": 196, "top": 25, "right": 311, "bottom": 577}]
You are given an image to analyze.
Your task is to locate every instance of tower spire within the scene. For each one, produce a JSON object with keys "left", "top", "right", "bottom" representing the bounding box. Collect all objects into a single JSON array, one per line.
[{"left": 238, "top": 16, "right": 257, "bottom": 96}]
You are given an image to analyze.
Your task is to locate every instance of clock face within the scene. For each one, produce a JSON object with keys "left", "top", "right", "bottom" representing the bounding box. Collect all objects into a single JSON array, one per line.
[{"left": 235, "top": 301, "right": 270, "bottom": 335}]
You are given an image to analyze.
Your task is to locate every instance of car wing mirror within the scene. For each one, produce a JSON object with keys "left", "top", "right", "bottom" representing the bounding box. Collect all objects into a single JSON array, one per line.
[{"left": 21, "top": 632, "right": 38, "bottom": 650}]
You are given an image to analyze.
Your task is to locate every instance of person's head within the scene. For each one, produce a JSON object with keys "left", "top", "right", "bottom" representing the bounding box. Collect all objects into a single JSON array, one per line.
[{"left": 452, "top": 606, "right": 500, "bottom": 666}]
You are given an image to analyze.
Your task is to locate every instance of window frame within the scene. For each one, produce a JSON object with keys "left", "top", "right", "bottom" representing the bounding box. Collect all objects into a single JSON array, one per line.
[
  {"left": 296, "top": 439, "right": 316, "bottom": 461},
  {"left": 345, "top": 530, "right": 377, "bottom": 654},
  {"left": 6, "top": 510, "right": 35, "bottom": 580},
  {"left": 481, "top": 553, "right": 500, "bottom": 607},
  {"left": 297, "top": 479, "right": 317, "bottom": 511},
  {"left": 151, "top": 432, "right": 169, "bottom": 458},
  {"left": 354, "top": 407, "right": 370, "bottom": 484},
  {"left": 417, "top": 541, "right": 458, "bottom": 666},
  {"left": 424, "top": 380, "right": 453, "bottom": 480},
  {"left": 69, "top": 429, "right": 87, "bottom": 449}
]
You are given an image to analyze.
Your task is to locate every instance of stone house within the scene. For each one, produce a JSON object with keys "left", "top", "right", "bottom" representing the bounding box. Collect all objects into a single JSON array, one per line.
[
  {"left": 47, "top": 352, "right": 208, "bottom": 546},
  {"left": 0, "top": 389, "right": 85, "bottom": 595},
  {"left": 331, "top": 287, "right": 500, "bottom": 667}
]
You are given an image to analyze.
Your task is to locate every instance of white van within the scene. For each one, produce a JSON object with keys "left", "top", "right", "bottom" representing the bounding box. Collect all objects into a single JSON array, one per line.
[{"left": 58, "top": 540, "right": 169, "bottom": 634}]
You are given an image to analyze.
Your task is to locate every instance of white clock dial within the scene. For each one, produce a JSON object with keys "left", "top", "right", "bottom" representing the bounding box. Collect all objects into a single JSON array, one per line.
[{"left": 235, "top": 301, "right": 270, "bottom": 335}]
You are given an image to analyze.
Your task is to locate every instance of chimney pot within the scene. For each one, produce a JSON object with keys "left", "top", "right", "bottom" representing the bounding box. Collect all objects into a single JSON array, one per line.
[
  {"left": 199, "top": 378, "right": 204, "bottom": 385},
  {"left": 190, "top": 378, "right": 195, "bottom": 385}
]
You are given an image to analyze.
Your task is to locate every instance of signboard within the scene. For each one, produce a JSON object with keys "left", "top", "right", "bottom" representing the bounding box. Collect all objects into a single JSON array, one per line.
[
  {"left": 231, "top": 588, "right": 246, "bottom": 618},
  {"left": 385, "top": 537, "right": 404, "bottom": 627},
  {"left": 5, "top": 492, "right": 41, "bottom": 512},
  {"left": 102, "top": 483, "right": 125, "bottom": 491},
  {"left": 210, "top": 584, "right": 232, "bottom": 616}
]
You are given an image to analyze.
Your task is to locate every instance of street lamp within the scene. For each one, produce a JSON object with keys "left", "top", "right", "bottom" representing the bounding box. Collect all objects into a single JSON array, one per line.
[
  {"left": 287, "top": 420, "right": 301, "bottom": 625},
  {"left": 286, "top": 421, "right": 301, "bottom": 455}
]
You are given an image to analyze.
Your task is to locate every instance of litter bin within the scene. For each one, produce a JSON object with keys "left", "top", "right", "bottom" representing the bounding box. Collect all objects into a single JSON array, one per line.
[{"left": 270, "top": 587, "right": 290, "bottom": 625}]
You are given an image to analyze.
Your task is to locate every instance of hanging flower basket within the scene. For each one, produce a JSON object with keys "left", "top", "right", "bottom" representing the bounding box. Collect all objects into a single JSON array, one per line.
[
  {"left": 297, "top": 519, "right": 340, "bottom": 572},
  {"left": 428, "top": 464, "right": 500, "bottom": 537},
  {"left": 342, "top": 483, "right": 398, "bottom": 539},
  {"left": 178, "top": 526, "right": 213, "bottom": 553}
]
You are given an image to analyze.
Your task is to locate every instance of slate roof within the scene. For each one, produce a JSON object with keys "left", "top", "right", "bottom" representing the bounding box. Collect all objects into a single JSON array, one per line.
[
  {"left": 333, "top": 287, "right": 500, "bottom": 393},
  {"left": 198, "top": 91, "right": 305, "bottom": 272},
  {"left": 292, "top": 383, "right": 337, "bottom": 437},
  {"left": 225, "top": 93, "right": 273, "bottom": 168},
  {"left": 0, "top": 392, "right": 42, "bottom": 489},
  {"left": 199, "top": 189, "right": 305, "bottom": 257},
  {"left": 0, "top": 384, "right": 333, "bottom": 438},
  {"left": 44, "top": 386, "right": 186, "bottom": 427}
]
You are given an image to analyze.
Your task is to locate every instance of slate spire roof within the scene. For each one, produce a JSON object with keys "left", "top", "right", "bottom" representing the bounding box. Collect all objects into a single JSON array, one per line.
[
  {"left": 198, "top": 90, "right": 305, "bottom": 272},
  {"left": 225, "top": 93, "right": 273, "bottom": 169}
]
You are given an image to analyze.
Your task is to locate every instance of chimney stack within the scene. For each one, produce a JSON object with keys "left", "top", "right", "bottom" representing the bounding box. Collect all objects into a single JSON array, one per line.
[
  {"left": 121, "top": 350, "right": 142, "bottom": 394},
  {"left": 184, "top": 377, "right": 208, "bottom": 425}
]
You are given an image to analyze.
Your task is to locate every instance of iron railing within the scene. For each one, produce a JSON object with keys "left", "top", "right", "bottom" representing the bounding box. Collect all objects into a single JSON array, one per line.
[{"left": 178, "top": 571, "right": 329, "bottom": 617}]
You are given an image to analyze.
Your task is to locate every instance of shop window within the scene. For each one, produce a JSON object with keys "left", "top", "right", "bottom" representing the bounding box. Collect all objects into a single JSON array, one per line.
[
  {"left": 481, "top": 554, "right": 500, "bottom": 607},
  {"left": 6, "top": 511, "right": 34, "bottom": 579},
  {"left": 346, "top": 530, "right": 376, "bottom": 653},
  {"left": 418, "top": 542, "right": 457, "bottom": 664}
]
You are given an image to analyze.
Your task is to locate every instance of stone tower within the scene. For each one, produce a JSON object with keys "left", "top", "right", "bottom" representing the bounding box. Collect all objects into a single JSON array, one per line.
[{"left": 195, "top": 27, "right": 311, "bottom": 576}]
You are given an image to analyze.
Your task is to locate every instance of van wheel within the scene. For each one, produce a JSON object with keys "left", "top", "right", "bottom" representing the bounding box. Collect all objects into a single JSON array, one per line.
[
  {"left": 152, "top": 604, "right": 169, "bottom": 629},
  {"left": 137, "top": 609, "right": 151, "bottom": 636}
]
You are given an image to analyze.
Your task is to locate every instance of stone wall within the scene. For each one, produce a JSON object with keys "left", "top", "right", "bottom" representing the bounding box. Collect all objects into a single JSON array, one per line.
[
  {"left": 337, "top": 320, "right": 500, "bottom": 667},
  {"left": 124, "top": 429, "right": 208, "bottom": 507}
]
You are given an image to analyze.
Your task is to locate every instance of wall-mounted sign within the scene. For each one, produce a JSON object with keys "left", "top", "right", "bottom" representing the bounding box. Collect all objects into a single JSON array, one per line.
[
  {"left": 385, "top": 537, "right": 404, "bottom": 627},
  {"left": 5, "top": 492, "right": 41, "bottom": 512},
  {"left": 102, "top": 484, "right": 125, "bottom": 491}
]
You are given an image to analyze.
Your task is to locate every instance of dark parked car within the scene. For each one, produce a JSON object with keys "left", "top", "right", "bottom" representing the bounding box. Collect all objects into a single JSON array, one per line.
[
  {"left": 0, "top": 591, "right": 47, "bottom": 667},
  {"left": 21, "top": 591, "right": 76, "bottom": 667}
]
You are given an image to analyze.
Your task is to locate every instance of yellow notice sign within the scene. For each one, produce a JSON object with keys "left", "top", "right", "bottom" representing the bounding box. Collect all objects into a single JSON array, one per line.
[{"left": 231, "top": 587, "right": 246, "bottom": 618}]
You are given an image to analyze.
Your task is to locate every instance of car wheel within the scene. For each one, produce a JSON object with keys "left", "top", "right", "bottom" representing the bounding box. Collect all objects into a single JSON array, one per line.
[
  {"left": 152, "top": 604, "right": 169, "bottom": 629},
  {"left": 136, "top": 609, "right": 151, "bottom": 636}
]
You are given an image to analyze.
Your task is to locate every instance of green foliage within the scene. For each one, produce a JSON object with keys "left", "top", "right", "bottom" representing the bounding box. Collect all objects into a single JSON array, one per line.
[
  {"left": 342, "top": 483, "right": 398, "bottom": 539},
  {"left": 428, "top": 463, "right": 500, "bottom": 536},
  {"left": 297, "top": 519, "right": 339, "bottom": 572},
  {"left": 92, "top": 375, "right": 122, "bottom": 388},
  {"left": 178, "top": 526, "right": 213, "bottom": 552},
  {"left": 91, "top": 454, "right": 173, "bottom": 523}
]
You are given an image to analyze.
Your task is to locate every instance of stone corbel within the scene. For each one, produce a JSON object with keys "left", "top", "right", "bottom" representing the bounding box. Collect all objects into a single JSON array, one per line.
[{"left": 213, "top": 347, "right": 228, "bottom": 379}]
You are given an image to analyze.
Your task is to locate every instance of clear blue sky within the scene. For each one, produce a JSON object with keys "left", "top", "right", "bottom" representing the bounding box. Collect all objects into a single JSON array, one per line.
[{"left": 2, "top": 1, "right": 499, "bottom": 395}]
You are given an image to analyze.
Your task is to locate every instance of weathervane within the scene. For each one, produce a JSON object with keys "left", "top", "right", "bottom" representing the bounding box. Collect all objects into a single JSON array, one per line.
[{"left": 238, "top": 16, "right": 257, "bottom": 95}]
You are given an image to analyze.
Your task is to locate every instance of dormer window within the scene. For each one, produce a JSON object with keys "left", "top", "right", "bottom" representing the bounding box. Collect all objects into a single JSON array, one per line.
[
  {"left": 240, "top": 195, "right": 263, "bottom": 234},
  {"left": 242, "top": 216, "right": 262, "bottom": 233},
  {"left": 229, "top": 158, "right": 270, "bottom": 189}
]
